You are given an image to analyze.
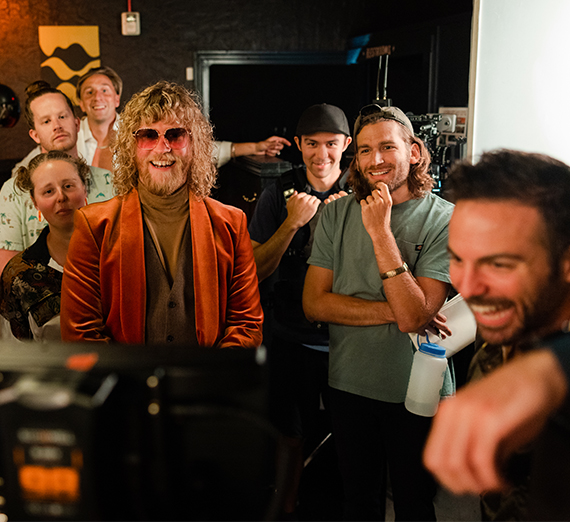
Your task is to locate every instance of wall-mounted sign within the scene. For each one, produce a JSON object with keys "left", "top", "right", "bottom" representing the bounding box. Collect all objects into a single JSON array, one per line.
[{"left": 38, "top": 26, "right": 100, "bottom": 104}]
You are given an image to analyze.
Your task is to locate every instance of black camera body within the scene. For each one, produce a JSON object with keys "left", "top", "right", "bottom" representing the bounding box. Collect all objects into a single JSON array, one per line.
[{"left": 408, "top": 113, "right": 467, "bottom": 196}]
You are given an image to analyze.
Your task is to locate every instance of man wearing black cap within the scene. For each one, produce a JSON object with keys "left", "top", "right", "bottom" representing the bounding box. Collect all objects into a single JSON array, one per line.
[
  {"left": 303, "top": 105, "right": 454, "bottom": 520},
  {"left": 248, "top": 103, "right": 352, "bottom": 517}
]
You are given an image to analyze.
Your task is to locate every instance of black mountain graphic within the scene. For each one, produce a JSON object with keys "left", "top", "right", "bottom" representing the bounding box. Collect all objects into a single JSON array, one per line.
[
  {"left": 41, "top": 43, "right": 97, "bottom": 72},
  {"left": 41, "top": 68, "right": 81, "bottom": 92}
]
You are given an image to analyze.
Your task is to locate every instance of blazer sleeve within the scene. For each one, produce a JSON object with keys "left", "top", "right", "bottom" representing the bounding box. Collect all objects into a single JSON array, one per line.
[
  {"left": 217, "top": 211, "right": 263, "bottom": 349},
  {"left": 60, "top": 210, "right": 110, "bottom": 342}
]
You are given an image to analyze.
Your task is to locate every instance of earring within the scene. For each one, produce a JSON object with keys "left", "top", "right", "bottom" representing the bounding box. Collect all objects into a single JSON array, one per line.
[{"left": 38, "top": 210, "right": 42, "bottom": 222}]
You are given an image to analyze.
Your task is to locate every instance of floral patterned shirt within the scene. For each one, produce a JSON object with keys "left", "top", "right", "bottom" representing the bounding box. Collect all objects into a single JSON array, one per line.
[
  {"left": 0, "top": 226, "right": 62, "bottom": 340},
  {"left": 0, "top": 166, "right": 114, "bottom": 252}
]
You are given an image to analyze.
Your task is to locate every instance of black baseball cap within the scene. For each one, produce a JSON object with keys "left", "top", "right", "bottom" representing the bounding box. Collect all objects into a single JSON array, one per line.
[{"left": 296, "top": 103, "right": 350, "bottom": 137}]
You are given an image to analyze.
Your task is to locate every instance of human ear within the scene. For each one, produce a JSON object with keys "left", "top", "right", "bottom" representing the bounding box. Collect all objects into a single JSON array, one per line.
[
  {"left": 29, "top": 129, "right": 40, "bottom": 145},
  {"left": 410, "top": 142, "right": 421, "bottom": 165},
  {"left": 294, "top": 136, "right": 302, "bottom": 152}
]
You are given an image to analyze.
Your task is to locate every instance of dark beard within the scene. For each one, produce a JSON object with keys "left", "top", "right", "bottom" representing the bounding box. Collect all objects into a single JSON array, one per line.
[
  {"left": 520, "top": 269, "right": 570, "bottom": 343},
  {"left": 472, "top": 269, "right": 570, "bottom": 347}
]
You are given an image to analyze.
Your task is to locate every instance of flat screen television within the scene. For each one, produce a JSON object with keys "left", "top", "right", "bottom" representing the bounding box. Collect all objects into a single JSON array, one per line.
[{"left": 0, "top": 342, "right": 278, "bottom": 521}]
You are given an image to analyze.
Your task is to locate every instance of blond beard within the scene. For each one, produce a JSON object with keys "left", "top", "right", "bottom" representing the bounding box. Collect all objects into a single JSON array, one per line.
[
  {"left": 137, "top": 154, "right": 191, "bottom": 196},
  {"left": 139, "top": 169, "right": 187, "bottom": 196}
]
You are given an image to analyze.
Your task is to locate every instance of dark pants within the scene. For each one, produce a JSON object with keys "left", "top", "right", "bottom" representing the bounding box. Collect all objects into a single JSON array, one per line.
[
  {"left": 268, "top": 336, "right": 330, "bottom": 439},
  {"left": 329, "top": 387, "right": 437, "bottom": 521}
]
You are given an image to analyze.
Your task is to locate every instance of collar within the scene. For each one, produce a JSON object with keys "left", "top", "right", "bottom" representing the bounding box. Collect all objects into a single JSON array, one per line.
[
  {"left": 22, "top": 226, "right": 51, "bottom": 265},
  {"left": 137, "top": 182, "right": 189, "bottom": 218},
  {"left": 304, "top": 166, "right": 351, "bottom": 195},
  {"left": 80, "top": 113, "right": 121, "bottom": 140}
]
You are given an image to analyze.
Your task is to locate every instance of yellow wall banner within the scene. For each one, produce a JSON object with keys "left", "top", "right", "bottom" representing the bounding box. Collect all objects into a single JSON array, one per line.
[{"left": 39, "top": 26, "right": 100, "bottom": 104}]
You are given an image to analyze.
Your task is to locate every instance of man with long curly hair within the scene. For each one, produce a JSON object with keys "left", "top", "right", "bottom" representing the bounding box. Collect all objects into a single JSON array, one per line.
[
  {"left": 60, "top": 81, "right": 263, "bottom": 348},
  {"left": 303, "top": 104, "right": 454, "bottom": 520}
]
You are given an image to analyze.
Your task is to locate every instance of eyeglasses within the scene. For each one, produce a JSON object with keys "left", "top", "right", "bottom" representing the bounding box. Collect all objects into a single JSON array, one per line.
[{"left": 133, "top": 127, "right": 190, "bottom": 150}]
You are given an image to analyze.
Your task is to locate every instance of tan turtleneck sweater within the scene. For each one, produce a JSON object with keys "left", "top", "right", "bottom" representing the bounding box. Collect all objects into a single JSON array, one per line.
[{"left": 137, "top": 182, "right": 189, "bottom": 286}]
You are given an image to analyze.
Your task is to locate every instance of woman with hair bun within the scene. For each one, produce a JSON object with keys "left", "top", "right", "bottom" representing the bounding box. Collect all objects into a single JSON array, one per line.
[{"left": 0, "top": 151, "right": 89, "bottom": 341}]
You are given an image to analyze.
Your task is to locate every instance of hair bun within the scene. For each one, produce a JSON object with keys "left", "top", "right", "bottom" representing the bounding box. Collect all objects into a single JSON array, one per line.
[{"left": 25, "top": 80, "right": 52, "bottom": 97}]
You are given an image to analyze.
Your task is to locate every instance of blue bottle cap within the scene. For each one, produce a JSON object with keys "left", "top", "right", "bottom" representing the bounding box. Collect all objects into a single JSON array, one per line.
[{"left": 417, "top": 333, "right": 446, "bottom": 358}]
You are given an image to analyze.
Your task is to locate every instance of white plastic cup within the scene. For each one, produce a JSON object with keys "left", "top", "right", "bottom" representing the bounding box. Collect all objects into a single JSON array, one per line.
[
  {"left": 405, "top": 336, "right": 447, "bottom": 417},
  {"left": 409, "top": 294, "right": 477, "bottom": 358}
]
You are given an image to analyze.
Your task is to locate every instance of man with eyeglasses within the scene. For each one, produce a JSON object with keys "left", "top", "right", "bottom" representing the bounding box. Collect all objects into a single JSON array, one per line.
[
  {"left": 0, "top": 82, "right": 115, "bottom": 275},
  {"left": 60, "top": 81, "right": 263, "bottom": 349},
  {"left": 13, "top": 67, "right": 290, "bottom": 175},
  {"left": 303, "top": 104, "right": 454, "bottom": 520}
]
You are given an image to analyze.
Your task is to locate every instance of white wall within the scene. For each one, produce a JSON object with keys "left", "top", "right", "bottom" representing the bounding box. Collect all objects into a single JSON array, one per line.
[{"left": 469, "top": 0, "right": 570, "bottom": 164}]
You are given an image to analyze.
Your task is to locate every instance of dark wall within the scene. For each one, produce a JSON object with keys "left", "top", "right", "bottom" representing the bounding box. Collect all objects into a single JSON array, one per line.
[{"left": 0, "top": 0, "right": 472, "bottom": 165}]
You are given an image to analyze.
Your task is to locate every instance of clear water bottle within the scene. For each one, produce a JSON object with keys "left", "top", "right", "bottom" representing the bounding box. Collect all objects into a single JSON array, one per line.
[{"left": 405, "top": 334, "right": 447, "bottom": 417}]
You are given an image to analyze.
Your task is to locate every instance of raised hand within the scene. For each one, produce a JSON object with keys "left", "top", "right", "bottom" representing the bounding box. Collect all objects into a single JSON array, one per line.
[
  {"left": 255, "top": 136, "right": 292, "bottom": 156},
  {"left": 360, "top": 182, "right": 393, "bottom": 241},
  {"left": 286, "top": 191, "right": 321, "bottom": 228}
]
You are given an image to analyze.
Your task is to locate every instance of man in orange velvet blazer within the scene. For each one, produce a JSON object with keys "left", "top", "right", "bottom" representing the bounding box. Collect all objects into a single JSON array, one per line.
[{"left": 60, "top": 81, "right": 263, "bottom": 348}]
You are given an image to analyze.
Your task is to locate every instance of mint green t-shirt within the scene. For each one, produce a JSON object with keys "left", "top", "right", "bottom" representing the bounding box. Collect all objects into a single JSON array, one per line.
[{"left": 308, "top": 192, "right": 454, "bottom": 403}]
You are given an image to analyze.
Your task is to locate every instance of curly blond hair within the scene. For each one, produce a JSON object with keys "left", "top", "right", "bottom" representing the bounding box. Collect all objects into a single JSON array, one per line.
[{"left": 112, "top": 81, "right": 216, "bottom": 198}]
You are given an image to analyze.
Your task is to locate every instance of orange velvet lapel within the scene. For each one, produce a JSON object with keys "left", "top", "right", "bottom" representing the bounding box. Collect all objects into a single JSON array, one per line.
[
  {"left": 189, "top": 196, "right": 220, "bottom": 347},
  {"left": 119, "top": 189, "right": 146, "bottom": 343}
]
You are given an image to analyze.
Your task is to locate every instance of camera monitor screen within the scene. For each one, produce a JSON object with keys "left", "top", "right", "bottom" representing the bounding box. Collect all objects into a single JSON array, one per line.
[{"left": 0, "top": 342, "right": 276, "bottom": 521}]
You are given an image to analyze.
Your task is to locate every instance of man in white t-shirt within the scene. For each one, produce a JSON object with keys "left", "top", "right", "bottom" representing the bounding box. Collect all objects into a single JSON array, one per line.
[{"left": 74, "top": 66, "right": 123, "bottom": 171}]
